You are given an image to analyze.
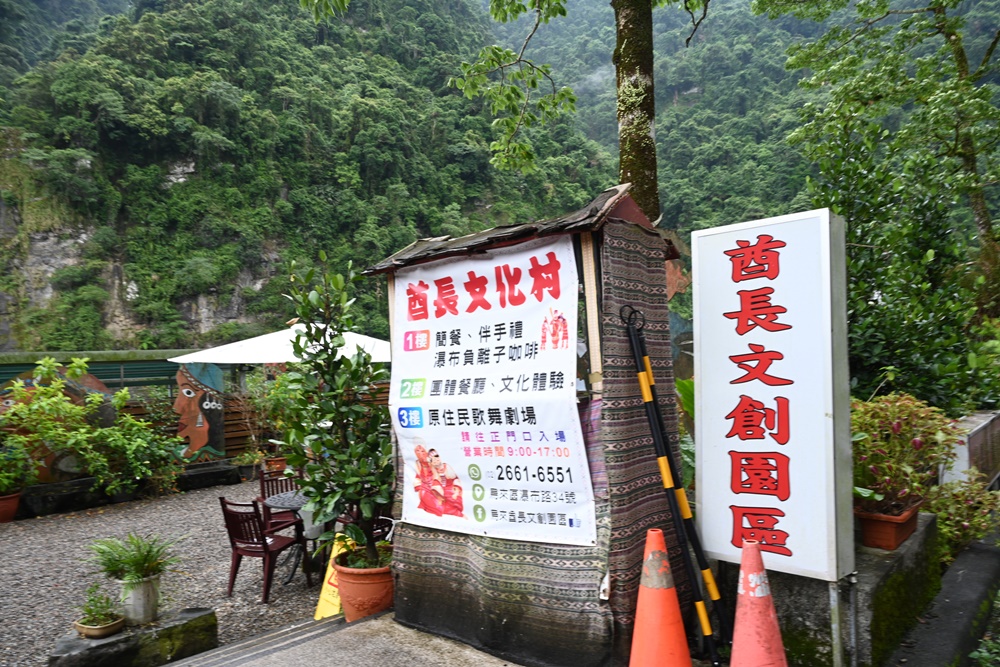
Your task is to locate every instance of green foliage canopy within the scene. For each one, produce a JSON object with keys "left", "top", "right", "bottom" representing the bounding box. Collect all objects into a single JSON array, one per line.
[{"left": 0, "top": 0, "right": 614, "bottom": 349}]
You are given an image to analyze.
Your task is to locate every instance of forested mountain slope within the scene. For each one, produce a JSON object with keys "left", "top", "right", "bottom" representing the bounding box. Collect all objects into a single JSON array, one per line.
[
  {"left": 7, "top": 0, "right": 985, "bottom": 353},
  {"left": 0, "top": 0, "right": 615, "bottom": 350},
  {"left": 0, "top": 0, "right": 129, "bottom": 87}
]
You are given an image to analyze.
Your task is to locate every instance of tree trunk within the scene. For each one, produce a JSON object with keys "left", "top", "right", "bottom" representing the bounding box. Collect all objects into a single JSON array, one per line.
[
  {"left": 612, "top": 0, "right": 660, "bottom": 224},
  {"left": 937, "top": 5, "right": 998, "bottom": 310},
  {"left": 937, "top": 6, "right": 996, "bottom": 248}
]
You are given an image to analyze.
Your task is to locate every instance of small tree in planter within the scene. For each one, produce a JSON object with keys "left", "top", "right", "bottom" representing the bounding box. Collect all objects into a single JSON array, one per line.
[{"left": 275, "top": 257, "right": 393, "bottom": 568}]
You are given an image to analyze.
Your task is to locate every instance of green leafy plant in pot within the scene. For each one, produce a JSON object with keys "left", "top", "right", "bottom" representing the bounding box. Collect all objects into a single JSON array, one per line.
[
  {"left": 851, "top": 392, "right": 962, "bottom": 549},
  {"left": 230, "top": 447, "right": 266, "bottom": 481},
  {"left": 86, "top": 532, "right": 183, "bottom": 625},
  {"left": 275, "top": 257, "right": 393, "bottom": 621},
  {"left": 73, "top": 583, "right": 125, "bottom": 638}
]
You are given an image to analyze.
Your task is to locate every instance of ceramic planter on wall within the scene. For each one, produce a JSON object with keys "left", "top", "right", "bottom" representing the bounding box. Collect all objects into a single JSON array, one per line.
[
  {"left": 855, "top": 503, "right": 921, "bottom": 550},
  {"left": 333, "top": 561, "right": 393, "bottom": 622}
]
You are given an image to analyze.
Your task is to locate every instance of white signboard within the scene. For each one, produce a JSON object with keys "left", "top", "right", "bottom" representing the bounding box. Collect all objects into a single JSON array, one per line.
[
  {"left": 692, "top": 209, "right": 852, "bottom": 581},
  {"left": 390, "top": 236, "right": 597, "bottom": 546}
]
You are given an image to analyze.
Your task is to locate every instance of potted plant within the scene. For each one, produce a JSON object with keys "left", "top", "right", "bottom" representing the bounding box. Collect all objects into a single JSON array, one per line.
[
  {"left": 73, "top": 583, "right": 126, "bottom": 639},
  {"left": 851, "top": 392, "right": 962, "bottom": 549},
  {"left": 86, "top": 532, "right": 183, "bottom": 625},
  {"left": 277, "top": 257, "right": 394, "bottom": 622},
  {"left": 263, "top": 446, "right": 288, "bottom": 472},
  {"left": 0, "top": 439, "right": 40, "bottom": 523},
  {"left": 230, "top": 447, "right": 266, "bottom": 481},
  {"left": 331, "top": 535, "right": 394, "bottom": 622}
]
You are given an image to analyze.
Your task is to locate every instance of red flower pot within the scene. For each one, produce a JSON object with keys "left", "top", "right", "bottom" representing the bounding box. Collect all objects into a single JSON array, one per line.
[
  {"left": 855, "top": 502, "right": 921, "bottom": 550},
  {"left": 0, "top": 491, "right": 21, "bottom": 523}
]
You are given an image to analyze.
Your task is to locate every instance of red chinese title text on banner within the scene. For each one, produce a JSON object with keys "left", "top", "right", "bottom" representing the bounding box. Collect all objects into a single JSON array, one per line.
[
  {"left": 390, "top": 236, "right": 597, "bottom": 546},
  {"left": 692, "top": 209, "right": 853, "bottom": 581}
]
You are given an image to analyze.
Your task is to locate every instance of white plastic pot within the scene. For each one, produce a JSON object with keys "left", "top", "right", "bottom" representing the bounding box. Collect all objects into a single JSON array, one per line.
[{"left": 119, "top": 575, "right": 160, "bottom": 625}]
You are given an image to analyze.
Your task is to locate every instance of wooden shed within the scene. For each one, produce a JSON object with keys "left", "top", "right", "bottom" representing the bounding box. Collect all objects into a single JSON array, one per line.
[{"left": 365, "top": 184, "right": 688, "bottom": 666}]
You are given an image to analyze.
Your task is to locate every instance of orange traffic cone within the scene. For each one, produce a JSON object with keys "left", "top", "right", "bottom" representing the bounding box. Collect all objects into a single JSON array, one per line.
[
  {"left": 629, "top": 528, "right": 692, "bottom": 667},
  {"left": 730, "top": 539, "right": 788, "bottom": 667}
]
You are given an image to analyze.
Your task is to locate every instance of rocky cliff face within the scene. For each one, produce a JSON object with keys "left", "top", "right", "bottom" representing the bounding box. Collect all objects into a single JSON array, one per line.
[
  {"left": 179, "top": 267, "right": 276, "bottom": 336},
  {"left": 0, "top": 201, "right": 279, "bottom": 351}
]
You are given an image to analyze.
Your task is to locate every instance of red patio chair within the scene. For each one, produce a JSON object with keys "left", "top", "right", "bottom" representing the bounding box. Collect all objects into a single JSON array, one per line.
[
  {"left": 218, "top": 497, "right": 313, "bottom": 603},
  {"left": 258, "top": 469, "right": 299, "bottom": 530}
]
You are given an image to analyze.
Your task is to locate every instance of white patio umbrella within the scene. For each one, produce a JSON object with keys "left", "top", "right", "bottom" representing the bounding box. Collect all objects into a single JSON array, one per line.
[{"left": 167, "top": 326, "right": 390, "bottom": 365}]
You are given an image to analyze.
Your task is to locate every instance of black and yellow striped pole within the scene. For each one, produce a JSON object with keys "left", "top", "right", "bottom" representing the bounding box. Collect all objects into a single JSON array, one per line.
[
  {"left": 622, "top": 304, "right": 733, "bottom": 646},
  {"left": 620, "top": 306, "right": 722, "bottom": 667}
]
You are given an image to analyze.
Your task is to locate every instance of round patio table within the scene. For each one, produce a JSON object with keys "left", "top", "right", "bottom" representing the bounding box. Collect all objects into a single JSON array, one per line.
[{"left": 264, "top": 490, "right": 308, "bottom": 512}]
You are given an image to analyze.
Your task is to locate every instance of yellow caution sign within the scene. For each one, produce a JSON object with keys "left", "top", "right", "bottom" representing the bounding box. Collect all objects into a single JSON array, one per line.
[{"left": 314, "top": 538, "right": 350, "bottom": 620}]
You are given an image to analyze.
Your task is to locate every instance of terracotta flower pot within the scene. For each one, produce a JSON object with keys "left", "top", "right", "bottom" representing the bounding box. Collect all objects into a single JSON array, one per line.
[
  {"left": 264, "top": 457, "right": 287, "bottom": 472},
  {"left": 333, "top": 560, "right": 393, "bottom": 622},
  {"left": 855, "top": 502, "right": 921, "bottom": 550},
  {"left": 0, "top": 490, "right": 21, "bottom": 523},
  {"left": 73, "top": 616, "right": 125, "bottom": 639}
]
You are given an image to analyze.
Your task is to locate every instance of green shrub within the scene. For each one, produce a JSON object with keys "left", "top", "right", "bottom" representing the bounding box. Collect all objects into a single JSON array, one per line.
[
  {"left": 970, "top": 590, "right": 1000, "bottom": 666},
  {"left": 0, "top": 357, "right": 183, "bottom": 496},
  {"left": 51, "top": 261, "right": 105, "bottom": 291},
  {"left": 926, "top": 470, "right": 1000, "bottom": 565},
  {"left": 173, "top": 256, "right": 220, "bottom": 297},
  {"left": 0, "top": 438, "right": 40, "bottom": 495}
]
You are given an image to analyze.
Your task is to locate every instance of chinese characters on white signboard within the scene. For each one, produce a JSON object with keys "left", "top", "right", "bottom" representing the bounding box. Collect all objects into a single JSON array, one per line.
[
  {"left": 693, "top": 210, "right": 853, "bottom": 581},
  {"left": 390, "top": 236, "right": 597, "bottom": 546}
]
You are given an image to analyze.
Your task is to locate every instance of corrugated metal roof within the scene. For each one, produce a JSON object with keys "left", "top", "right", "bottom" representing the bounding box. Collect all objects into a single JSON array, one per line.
[{"left": 364, "top": 184, "right": 634, "bottom": 275}]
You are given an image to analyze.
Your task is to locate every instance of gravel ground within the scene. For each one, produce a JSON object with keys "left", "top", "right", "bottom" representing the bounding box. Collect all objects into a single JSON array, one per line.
[{"left": 0, "top": 480, "right": 318, "bottom": 667}]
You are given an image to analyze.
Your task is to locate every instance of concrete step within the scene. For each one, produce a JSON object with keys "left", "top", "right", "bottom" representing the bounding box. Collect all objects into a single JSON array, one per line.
[
  {"left": 170, "top": 614, "right": 346, "bottom": 666},
  {"left": 170, "top": 612, "right": 523, "bottom": 667}
]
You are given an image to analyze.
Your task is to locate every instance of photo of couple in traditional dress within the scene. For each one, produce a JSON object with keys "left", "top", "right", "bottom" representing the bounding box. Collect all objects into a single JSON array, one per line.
[{"left": 412, "top": 438, "right": 464, "bottom": 518}]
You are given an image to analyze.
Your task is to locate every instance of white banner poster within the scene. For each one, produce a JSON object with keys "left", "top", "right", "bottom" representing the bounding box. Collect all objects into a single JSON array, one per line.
[{"left": 390, "top": 236, "right": 597, "bottom": 546}]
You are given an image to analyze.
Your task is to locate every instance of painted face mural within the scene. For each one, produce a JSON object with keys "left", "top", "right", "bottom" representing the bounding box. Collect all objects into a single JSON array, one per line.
[{"left": 173, "top": 364, "right": 225, "bottom": 461}]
